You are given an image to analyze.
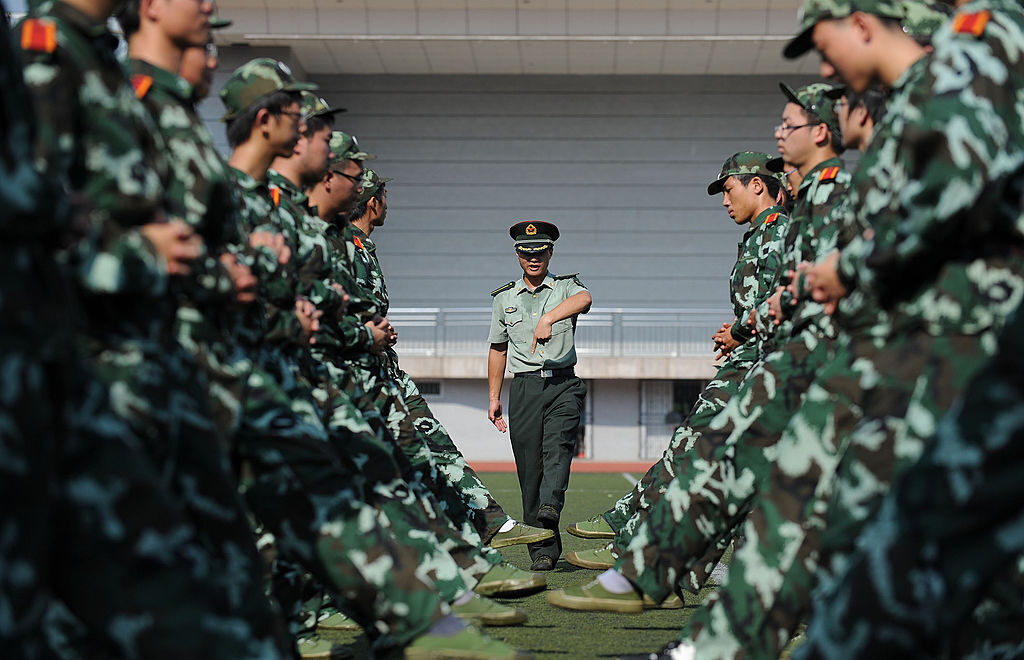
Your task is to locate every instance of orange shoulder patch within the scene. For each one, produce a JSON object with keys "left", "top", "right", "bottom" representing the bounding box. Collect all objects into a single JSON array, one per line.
[
  {"left": 953, "top": 10, "right": 990, "bottom": 37},
  {"left": 270, "top": 187, "right": 281, "bottom": 207},
  {"left": 764, "top": 212, "right": 780, "bottom": 225},
  {"left": 20, "top": 18, "right": 57, "bottom": 53},
  {"left": 818, "top": 166, "right": 839, "bottom": 182},
  {"left": 130, "top": 74, "right": 153, "bottom": 99},
  {"left": 353, "top": 236, "right": 365, "bottom": 250}
]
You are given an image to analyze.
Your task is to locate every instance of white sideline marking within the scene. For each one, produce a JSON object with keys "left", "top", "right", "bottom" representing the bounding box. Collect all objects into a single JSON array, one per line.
[{"left": 622, "top": 472, "right": 638, "bottom": 486}]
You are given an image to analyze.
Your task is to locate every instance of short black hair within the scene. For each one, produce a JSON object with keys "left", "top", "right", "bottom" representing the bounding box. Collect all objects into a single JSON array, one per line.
[
  {"left": 733, "top": 173, "right": 781, "bottom": 200},
  {"left": 115, "top": 0, "right": 142, "bottom": 36},
  {"left": 225, "top": 90, "right": 302, "bottom": 148},
  {"left": 798, "top": 106, "right": 845, "bottom": 156},
  {"left": 303, "top": 115, "right": 332, "bottom": 138},
  {"left": 847, "top": 85, "right": 890, "bottom": 125}
]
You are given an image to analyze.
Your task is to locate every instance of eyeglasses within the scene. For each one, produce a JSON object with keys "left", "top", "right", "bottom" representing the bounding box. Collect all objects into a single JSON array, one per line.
[
  {"left": 277, "top": 110, "right": 304, "bottom": 124},
  {"left": 331, "top": 170, "right": 363, "bottom": 185},
  {"left": 774, "top": 122, "right": 816, "bottom": 136}
]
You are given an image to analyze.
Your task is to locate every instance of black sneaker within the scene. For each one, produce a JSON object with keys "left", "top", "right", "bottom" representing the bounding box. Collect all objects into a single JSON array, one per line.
[{"left": 530, "top": 556, "right": 555, "bottom": 571}]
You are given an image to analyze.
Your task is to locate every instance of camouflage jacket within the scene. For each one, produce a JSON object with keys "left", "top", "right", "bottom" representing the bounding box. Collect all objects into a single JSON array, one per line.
[
  {"left": 757, "top": 157, "right": 851, "bottom": 343},
  {"left": 18, "top": 1, "right": 173, "bottom": 343},
  {"left": 837, "top": 0, "right": 1024, "bottom": 338},
  {"left": 344, "top": 224, "right": 388, "bottom": 316},
  {"left": 728, "top": 204, "right": 789, "bottom": 362},
  {"left": 128, "top": 58, "right": 238, "bottom": 307},
  {"left": 1, "top": 3, "right": 73, "bottom": 355}
]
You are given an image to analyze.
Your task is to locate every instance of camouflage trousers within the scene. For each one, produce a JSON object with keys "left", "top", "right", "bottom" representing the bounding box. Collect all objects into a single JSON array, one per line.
[
  {"left": 601, "top": 355, "right": 754, "bottom": 593},
  {"left": 614, "top": 327, "right": 832, "bottom": 604},
  {"left": 681, "top": 322, "right": 1018, "bottom": 658},
  {"left": 237, "top": 349, "right": 485, "bottom": 651},
  {"left": 797, "top": 308, "right": 1024, "bottom": 659},
  {"left": 387, "top": 354, "right": 510, "bottom": 543},
  {"left": 0, "top": 349, "right": 292, "bottom": 659},
  {"left": 343, "top": 354, "right": 506, "bottom": 559}
]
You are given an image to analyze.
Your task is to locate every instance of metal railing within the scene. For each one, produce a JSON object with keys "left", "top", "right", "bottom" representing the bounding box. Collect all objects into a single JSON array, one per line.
[{"left": 388, "top": 307, "right": 731, "bottom": 358}]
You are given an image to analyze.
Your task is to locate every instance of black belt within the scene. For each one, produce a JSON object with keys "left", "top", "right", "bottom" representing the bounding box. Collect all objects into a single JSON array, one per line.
[{"left": 515, "top": 367, "right": 575, "bottom": 378}]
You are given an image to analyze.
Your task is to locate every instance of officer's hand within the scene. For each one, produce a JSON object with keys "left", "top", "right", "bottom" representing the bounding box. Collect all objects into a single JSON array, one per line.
[
  {"left": 805, "top": 251, "right": 846, "bottom": 315},
  {"left": 143, "top": 219, "right": 203, "bottom": 276},
  {"left": 219, "top": 253, "right": 257, "bottom": 304},
  {"left": 711, "top": 322, "right": 732, "bottom": 348},
  {"left": 249, "top": 231, "right": 291, "bottom": 265},
  {"left": 295, "top": 299, "right": 323, "bottom": 344},
  {"left": 532, "top": 316, "right": 553, "bottom": 353},
  {"left": 366, "top": 316, "right": 390, "bottom": 354},
  {"left": 488, "top": 399, "right": 507, "bottom": 433},
  {"left": 746, "top": 309, "right": 757, "bottom": 329}
]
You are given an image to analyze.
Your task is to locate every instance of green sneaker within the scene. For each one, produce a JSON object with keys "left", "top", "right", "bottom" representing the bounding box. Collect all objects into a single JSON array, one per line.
[
  {"left": 642, "top": 593, "right": 684, "bottom": 609},
  {"left": 451, "top": 594, "right": 527, "bottom": 626},
  {"left": 317, "top": 611, "right": 361, "bottom": 631},
  {"left": 566, "top": 515, "right": 615, "bottom": 539},
  {"left": 488, "top": 521, "right": 554, "bottom": 548},
  {"left": 564, "top": 543, "right": 617, "bottom": 570},
  {"left": 474, "top": 562, "right": 546, "bottom": 597},
  {"left": 404, "top": 625, "right": 533, "bottom": 659},
  {"left": 297, "top": 634, "right": 353, "bottom": 659},
  {"left": 546, "top": 579, "right": 644, "bottom": 613}
]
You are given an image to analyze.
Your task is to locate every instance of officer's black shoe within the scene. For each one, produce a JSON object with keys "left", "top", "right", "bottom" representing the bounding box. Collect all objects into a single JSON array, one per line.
[
  {"left": 536, "top": 504, "right": 560, "bottom": 525},
  {"left": 530, "top": 556, "right": 555, "bottom": 571},
  {"left": 619, "top": 641, "right": 693, "bottom": 660}
]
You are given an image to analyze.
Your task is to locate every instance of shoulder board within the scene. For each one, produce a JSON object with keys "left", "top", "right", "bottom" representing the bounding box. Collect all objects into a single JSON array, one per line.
[
  {"left": 353, "top": 236, "right": 364, "bottom": 250},
  {"left": 20, "top": 18, "right": 57, "bottom": 54},
  {"left": 131, "top": 74, "right": 153, "bottom": 99},
  {"left": 952, "top": 10, "right": 990, "bottom": 37},
  {"left": 491, "top": 281, "right": 515, "bottom": 297},
  {"left": 269, "top": 186, "right": 281, "bottom": 207},
  {"left": 554, "top": 273, "right": 580, "bottom": 280},
  {"left": 764, "top": 212, "right": 780, "bottom": 225},
  {"left": 818, "top": 166, "right": 840, "bottom": 182}
]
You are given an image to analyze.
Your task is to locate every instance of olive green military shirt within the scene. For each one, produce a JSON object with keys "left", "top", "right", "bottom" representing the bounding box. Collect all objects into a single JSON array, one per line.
[{"left": 488, "top": 273, "right": 588, "bottom": 374}]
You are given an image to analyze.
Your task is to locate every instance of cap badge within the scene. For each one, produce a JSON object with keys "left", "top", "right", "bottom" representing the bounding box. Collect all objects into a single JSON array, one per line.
[{"left": 525, "top": 224, "right": 537, "bottom": 235}]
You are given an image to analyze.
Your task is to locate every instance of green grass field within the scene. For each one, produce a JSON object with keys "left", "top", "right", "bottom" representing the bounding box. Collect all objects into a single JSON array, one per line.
[{"left": 320, "top": 471, "right": 717, "bottom": 659}]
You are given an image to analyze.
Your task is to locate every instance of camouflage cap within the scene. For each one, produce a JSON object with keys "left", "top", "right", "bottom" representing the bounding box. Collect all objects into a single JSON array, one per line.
[
  {"left": 784, "top": 0, "right": 904, "bottom": 59},
  {"left": 219, "top": 58, "right": 317, "bottom": 121},
  {"left": 328, "top": 131, "right": 375, "bottom": 163},
  {"left": 900, "top": 0, "right": 952, "bottom": 42},
  {"left": 356, "top": 170, "right": 392, "bottom": 204},
  {"left": 707, "top": 152, "right": 777, "bottom": 195},
  {"left": 510, "top": 221, "right": 559, "bottom": 252},
  {"left": 780, "top": 81, "right": 842, "bottom": 134},
  {"left": 301, "top": 91, "right": 346, "bottom": 120},
  {"left": 210, "top": 16, "right": 232, "bottom": 29}
]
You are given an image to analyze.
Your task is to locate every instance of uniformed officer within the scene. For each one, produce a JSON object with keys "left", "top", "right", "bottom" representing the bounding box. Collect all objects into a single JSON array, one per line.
[{"left": 487, "top": 221, "right": 592, "bottom": 571}]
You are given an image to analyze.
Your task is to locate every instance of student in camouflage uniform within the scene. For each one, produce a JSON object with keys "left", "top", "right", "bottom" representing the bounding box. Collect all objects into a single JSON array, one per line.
[
  {"left": 219, "top": 58, "right": 534, "bottom": 659},
  {"left": 796, "top": 308, "right": 1024, "bottom": 659},
  {"left": 547, "top": 82, "right": 851, "bottom": 618},
  {"left": 13, "top": 0, "right": 295, "bottom": 657},
  {"left": 565, "top": 153, "right": 789, "bottom": 589}
]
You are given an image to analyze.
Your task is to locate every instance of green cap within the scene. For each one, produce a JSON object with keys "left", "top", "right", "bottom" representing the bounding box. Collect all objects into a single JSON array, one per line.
[
  {"left": 328, "top": 131, "right": 375, "bottom": 163},
  {"left": 707, "top": 151, "right": 777, "bottom": 195},
  {"left": 509, "top": 221, "right": 559, "bottom": 252},
  {"left": 780, "top": 81, "right": 843, "bottom": 135},
  {"left": 301, "top": 91, "right": 346, "bottom": 120},
  {"left": 219, "top": 58, "right": 318, "bottom": 121},
  {"left": 356, "top": 169, "right": 392, "bottom": 204},
  {"left": 900, "top": 0, "right": 952, "bottom": 42},
  {"left": 784, "top": 0, "right": 904, "bottom": 59},
  {"left": 210, "top": 16, "right": 232, "bottom": 29}
]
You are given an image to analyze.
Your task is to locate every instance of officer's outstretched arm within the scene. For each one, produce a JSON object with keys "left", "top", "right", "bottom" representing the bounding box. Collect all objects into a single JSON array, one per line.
[{"left": 488, "top": 342, "right": 509, "bottom": 433}]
